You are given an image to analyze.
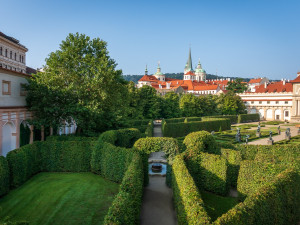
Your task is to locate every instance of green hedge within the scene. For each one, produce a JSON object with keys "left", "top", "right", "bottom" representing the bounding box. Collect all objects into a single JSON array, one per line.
[
  {"left": 6, "top": 142, "right": 42, "bottom": 188},
  {"left": 237, "top": 160, "right": 287, "bottom": 200},
  {"left": 99, "top": 128, "right": 141, "bottom": 148},
  {"left": 184, "top": 131, "right": 220, "bottom": 155},
  {"left": 46, "top": 135, "right": 98, "bottom": 142},
  {"left": 145, "top": 121, "right": 154, "bottom": 137},
  {"left": 172, "top": 155, "right": 211, "bottom": 225},
  {"left": 0, "top": 156, "right": 9, "bottom": 197},
  {"left": 184, "top": 117, "right": 202, "bottom": 122},
  {"left": 214, "top": 168, "right": 300, "bottom": 225},
  {"left": 203, "top": 115, "right": 238, "bottom": 124},
  {"left": 185, "top": 152, "right": 228, "bottom": 196},
  {"left": 163, "top": 118, "right": 185, "bottom": 123},
  {"left": 40, "top": 141, "right": 94, "bottom": 172},
  {"left": 134, "top": 137, "right": 179, "bottom": 185},
  {"left": 163, "top": 118, "right": 231, "bottom": 137},
  {"left": 104, "top": 153, "right": 144, "bottom": 225},
  {"left": 237, "top": 113, "right": 260, "bottom": 123},
  {"left": 221, "top": 149, "right": 242, "bottom": 187},
  {"left": 91, "top": 140, "right": 135, "bottom": 183}
]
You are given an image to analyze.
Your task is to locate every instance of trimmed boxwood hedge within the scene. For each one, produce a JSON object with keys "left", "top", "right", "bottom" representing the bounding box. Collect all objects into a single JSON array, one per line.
[
  {"left": 221, "top": 149, "right": 242, "bottom": 187},
  {"left": 185, "top": 152, "right": 228, "bottom": 196},
  {"left": 184, "top": 131, "right": 220, "bottom": 155},
  {"left": 202, "top": 115, "right": 238, "bottom": 124},
  {"left": 184, "top": 117, "right": 202, "bottom": 122},
  {"left": 99, "top": 128, "right": 141, "bottom": 148},
  {"left": 214, "top": 168, "right": 300, "bottom": 225},
  {"left": 103, "top": 153, "right": 144, "bottom": 225},
  {"left": 0, "top": 156, "right": 9, "bottom": 197},
  {"left": 237, "top": 113, "right": 260, "bottom": 123},
  {"left": 172, "top": 155, "right": 211, "bottom": 225},
  {"left": 163, "top": 118, "right": 231, "bottom": 137},
  {"left": 40, "top": 141, "right": 94, "bottom": 172},
  {"left": 91, "top": 140, "right": 136, "bottom": 183},
  {"left": 46, "top": 135, "right": 98, "bottom": 142},
  {"left": 237, "top": 160, "right": 287, "bottom": 200},
  {"left": 134, "top": 137, "right": 179, "bottom": 185}
]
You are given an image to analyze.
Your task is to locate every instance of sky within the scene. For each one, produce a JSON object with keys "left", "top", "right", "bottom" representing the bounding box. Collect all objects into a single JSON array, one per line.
[{"left": 1, "top": 0, "right": 300, "bottom": 80}]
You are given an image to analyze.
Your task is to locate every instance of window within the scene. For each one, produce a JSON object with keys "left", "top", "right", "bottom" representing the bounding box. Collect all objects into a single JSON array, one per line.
[
  {"left": 276, "top": 101, "right": 279, "bottom": 104},
  {"left": 21, "top": 56, "right": 24, "bottom": 63},
  {"left": 285, "top": 101, "right": 288, "bottom": 104},
  {"left": 20, "top": 83, "right": 27, "bottom": 96},
  {"left": 285, "top": 111, "right": 289, "bottom": 117},
  {"left": 10, "top": 51, "right": 12, "bottom": 59},
  {"left": 19, "top": 55, "right": 21, "bottom": 62},
  {"left": 267, "top": 101, "right": 270, "bottom": 104},
  {"left": 5, "top": 49, "right": 7, "bottom": 57},
  {"left": 259, "top": 101, "right": 262, "bottom": 104},
  {"left": 14, "top": 53, "right": 17, "bottom": 60},
  {"left": 2, "top": 80, "right": 11, "bottom": 95},
  {"left": 0, "top": 47, "right": 2, "bottom": 55},
  {"left": 251, "top": 101, "right": 254, "bottom": 104}
]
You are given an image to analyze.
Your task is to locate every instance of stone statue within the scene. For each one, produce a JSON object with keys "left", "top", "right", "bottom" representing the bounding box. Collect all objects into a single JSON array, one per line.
[
  {"left": 257, "top": 125, "right": 261, "bottom": 133},
  {"left": 269, "top": 131, "right": 273, "bottom": 140},
  {"left": 211, "top": 131, "right": 215, "bottom": 136},
  {"left": 245, "top": 135, "right": 250, "bottom": 144},
  {"left": 235, "top": 128, "right": 241, "bottom": 142},
  {"left": 277, "top": 126, "right": 281, "bottom": 135}
]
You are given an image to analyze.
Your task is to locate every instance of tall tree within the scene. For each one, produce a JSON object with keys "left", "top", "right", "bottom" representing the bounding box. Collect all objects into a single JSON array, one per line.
[
  {"left": 217, "top": 91, "right": 246, "bottom": 115},
  {"left": 161, "top": 92, "right": 181, "bottom": 118},
  {"left": 137, "top": 85, "right": 161, "bottom": 119},
  {"left": 26, "top": 33, "right": 128, "bottom": 135},
  {"left": 226, "top": 78, "right": 247, "bottom": 93}
]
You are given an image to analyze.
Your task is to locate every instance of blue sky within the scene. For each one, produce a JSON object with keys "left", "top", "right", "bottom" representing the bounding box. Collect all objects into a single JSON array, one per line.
[{"left": 1, "top": 0, "right": 300, "bottom": 80}]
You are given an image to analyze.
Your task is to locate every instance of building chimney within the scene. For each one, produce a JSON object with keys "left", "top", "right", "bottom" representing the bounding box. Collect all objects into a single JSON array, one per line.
[
  {"left": 283, "top": 79, "right": 286, "bottom": 85},
  {"left": 297, "top": 72, "right": 300, "bottom": 77},
  {"left": 166, "top": 82, "right": 171, "bottom": 89},
  {"left": 264, "top": 82, "right": 267, "bottom": 88},
  {"left": 159, "top": 84, "right": 162, "bottom": 89}
]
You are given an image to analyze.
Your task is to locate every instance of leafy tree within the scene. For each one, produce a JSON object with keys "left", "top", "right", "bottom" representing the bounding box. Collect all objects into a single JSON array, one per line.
[
  {"left": 161, "top": 92, "right": 181, "bottom": 118},
  {"left": 137, "top": 85, "right": 161, "bottom": 119},
  {"left": 217, "top": 91, "right": 246, "bottom": 115},
  {"left": 226, "top": 78, "right": 247, "bottom": 93},
  {"left": 26, "top": 33, "right": 128, "bottom": 135},
  {"left": 179, "top": 94, "right": 200, "bottom": 117}
]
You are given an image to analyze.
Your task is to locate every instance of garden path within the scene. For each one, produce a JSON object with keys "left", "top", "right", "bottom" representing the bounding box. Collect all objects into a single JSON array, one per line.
[{"left": 140, "top": 122, "right": 177, "bottom": 225}]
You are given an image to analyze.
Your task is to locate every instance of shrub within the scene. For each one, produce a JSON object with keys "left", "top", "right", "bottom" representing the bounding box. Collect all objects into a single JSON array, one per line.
[
  {"left": 172, "top": 155, "right": 211, "bottom": 225},
  {"left": 40, "top": 141, "right": 94, "bottom": 172},
  {"left": 184, "top": 131, "right": 220, "bottom": 155},
  {"left": 6, "top": 142, "right": 42, "bottom": 188},
  {"left": 221, "top": 149, "right": 242, "bottom": 187},
  {"left": 91, "top": 140, "right": 135, "bottom": 183},
  {"left": 185, "top": 152, "right": 228, "bottom": 196},
  {"left": 0, "top": 156, "right": 9, "bottom": 197},
  {"left": 214, "top": 168, "right": 300, "bottom": 225},
  {"left": 163, "top": 118, "right": 231, "bottom": 137},
  {"left": 163, "top": 118, "right": 185, "bottom": 123},
  {"left": 99, "top": 128, "right": 141, "bottom": 148},
  {"left": 237, "top": 113, "right": 260, "bottom": 123},
  {"left": 46, "top": 135, "right": 98, "bottom": 142},
  {"left": 185, "top": 117, "right": 202, "bottom": 122},
  {"left": 237, "top": 160, "right": 287, "bottom": 200},
  {"left": 203, "top": 115, "right": 238, "bottom": 124},
  {"left": 145, "top": 121, "right": 154, "bottom": 137},
  {"left": 104, "top": 153, "right": 144, "bottom": 225}
]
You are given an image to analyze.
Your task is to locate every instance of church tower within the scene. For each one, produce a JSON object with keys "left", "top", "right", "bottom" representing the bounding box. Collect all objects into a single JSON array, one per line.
[
  {"left": 195, "top": 59, "right": 206, "bottom": 81},
  {"left": 183, "top": 48, "right": 195, "bottom": 81},
  {"left": 154, "top": 62, "right": 165, "bottom": 81}
]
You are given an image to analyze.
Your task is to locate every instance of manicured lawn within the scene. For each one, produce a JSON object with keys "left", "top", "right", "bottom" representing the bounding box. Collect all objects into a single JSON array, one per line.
[
  {"left": 0, "top": 172, "right": 119, "bottom": 225},
  {"left": 201, "top": 191, "right": 239, "bottom": 221}
]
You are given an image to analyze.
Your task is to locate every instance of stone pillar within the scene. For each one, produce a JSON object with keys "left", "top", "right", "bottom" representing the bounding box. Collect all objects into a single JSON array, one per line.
[
  {"left": 281, "top": 107, "right": 284, "bottom": 121},
  {"left": 29, "top": 125, "right": 34, "bottom": 144},
  {"left": 296, "top": 100, "right": 299, "bottom": 116},
  {"left": 272, "top": 107, "right": 275, "bottom": 120},
  {"left": 263, "top": 108, "right": 267, "bottom": 120},
  {"left": 41, "top": 126, "right": 45, "bottom": 141},
  {"left": 15, "top": 112, "right": 20, "bottom": 149}
]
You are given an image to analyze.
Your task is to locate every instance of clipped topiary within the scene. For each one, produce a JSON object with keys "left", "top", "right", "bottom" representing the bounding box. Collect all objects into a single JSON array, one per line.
[{"left": 183, "top": 131, "right": 220, "bottom": 155}]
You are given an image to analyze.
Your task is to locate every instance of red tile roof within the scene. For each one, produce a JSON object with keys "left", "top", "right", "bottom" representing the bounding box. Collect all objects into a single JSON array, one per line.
[
  {"left": 249, "top": 78, "right": 262, "bottom": 84},
  {"left": 184, "top": 71, "right": 195, "bottom": 75},
  {"left": 193, "top": 85, "right": 219, "bottom": 91},
  {"left": 139, "top": 75, "right": 159, "bottom": 82},
  {"left": 290, "top": 75, "right": 300, "bottom": 83},
  {"left": 253, "top": 81, "right": 293, "bottom": 93}
]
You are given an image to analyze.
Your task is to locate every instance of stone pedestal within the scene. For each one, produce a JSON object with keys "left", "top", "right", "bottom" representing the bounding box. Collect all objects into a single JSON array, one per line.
[
  {"left": 278, "top": 130, "right": 281, "bottom": 135},
  {"left": 267, "top": 139, "right": 274, "bottom": 145},
  {"left": 285, "top": 135, "right": 291, "bottom": 141},
  {"left": 256, "top": 132, "right": 261, "bottom": 137}
]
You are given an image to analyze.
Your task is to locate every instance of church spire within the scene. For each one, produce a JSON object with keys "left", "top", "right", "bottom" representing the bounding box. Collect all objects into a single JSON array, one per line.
[
  {"left": 186, "top": 47, "right": 193, "bottom": 71},
  {"left": 145, "top": 64, "right": 148, "bottom": 75}
]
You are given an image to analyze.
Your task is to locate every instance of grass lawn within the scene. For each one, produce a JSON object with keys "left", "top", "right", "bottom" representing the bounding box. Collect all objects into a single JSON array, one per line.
[
  {"left": 0, "top": 172, "right": 119, "bottom": 225},
  {"left": 201, "top": 191, "right": 239, "bottom": 222}
]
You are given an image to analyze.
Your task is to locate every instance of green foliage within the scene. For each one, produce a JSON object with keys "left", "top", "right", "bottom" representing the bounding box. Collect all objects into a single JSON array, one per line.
[
  {"left": 134, "top": 137, "right": 180, "bottom": 185},
  {"left": 237, "top": 160, "right": 287, "bottom": 200},
  {"left": 172, "top": 155, "right": 211, "bottom": 225},
  {"left": 26, "top": 32, "right": 128, "bottom": 134},
  {"left": 19, "top": 123, "right": 30, "bottom": 147},
  {"left": 145, "top": 121, "right": 154, "bottom": 137},
  {"left": 163, "top": 118, "right": 231, "bottom": 137},
  {"left": 221, "top": 149, "right": 242, "bottom": 187},
  {"left": 46, "top": 135, "right": 98, "bottom": 142},
  {"left": 226, "top": 78, "right": 247, "bottom": 93},
  {"left": 160, "top": 92, "right": 181, "bottom": 119},
  {"left": 104, "top": 153, "right": 144, "bottom": 225},
  {"left": 185, "top": 152, "right": 228, "bottom": 195},
  {"left": 184, "top": 131, "right": 220, "bottom": 155},
  {"left": 202, "top": 115, "right": 238, "bottom": 124},
  {"left": 40, "top": 141, "right": 94, "bottom": 172},
  {"left": 99, "top": 128, "right": 141, "bottom": 148},
  {"left": 237, "top": 113, "right": 260, "bottom": 123},
  {"left": 185, "top": 116, "right": 202, "bottom": 122},
  {"left": 217, "top": 92, "right": 246, "bottom": 115},
  {"left": 0, "top": 156, "right": 9, "bottom": 197},
  {"left": 90, "top": 140, "right": 136, "bottom": 183},
  {"left": 214, "top": 168, "right": 300, "bottom": 225},
  {"left": 137, "top": 85, "right": 161, "bottom": 119},
  {"left": 6, "top": 142, "right": 42, "bottom": 188}
]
